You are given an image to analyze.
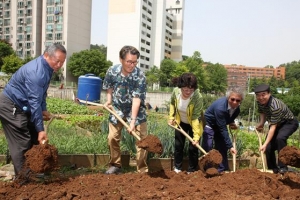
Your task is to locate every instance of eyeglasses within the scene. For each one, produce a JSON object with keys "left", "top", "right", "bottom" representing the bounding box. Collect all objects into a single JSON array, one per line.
[
  {"left": 230, "top": 98, "right": 241, "bottom": 103},
  {"left": 126, "top": 60, "right": 139, "bottom": 65},
  {"left": 181, "top": 87, "right": 194, "bottom": 93}
]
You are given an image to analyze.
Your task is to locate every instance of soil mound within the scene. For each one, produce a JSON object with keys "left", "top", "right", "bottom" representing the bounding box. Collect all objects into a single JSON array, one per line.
[
  {"left": 199, "top": 149, "right": 222, "bottom": 171},
  {"left": 24, "top": 143, "right": 59, "bottom": 173},
  {"left": 279, "top": 146, "right": 300, "bottom": 168},
  {"left": 136, "top": 134, "right": 163, "bottom": 154}
]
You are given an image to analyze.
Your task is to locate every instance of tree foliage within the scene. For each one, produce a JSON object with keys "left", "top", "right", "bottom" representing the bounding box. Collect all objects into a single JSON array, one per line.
[
  {"left": 90, "top": 44, "right": 107, "bottom": 58},
  {"left": 203, "top": 62, "right": 227, "bottom": 94},
  {"left": 1, "top": 54, "right": 23, "bottom": 74},
  {"left": 67, "top": 49, "right": 112, "bottom": 79},
  {"left": 159, "top": 59, "right": 177, "bottom": 87},
  {"left": 284, "top": 60, "right": 300, "bottom": 87},
  {"left": 145, "top": 65, "right": 160, "bottom": 86},
  {"left": 0, "top": 41, "right": 14, "bottom": 70},
  {"left": 180, "top": 51, "right": 208, "bottom": 91}
]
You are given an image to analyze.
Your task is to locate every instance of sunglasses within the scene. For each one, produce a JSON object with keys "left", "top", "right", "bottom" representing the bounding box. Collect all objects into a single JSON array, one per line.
[{"left": 230, "top": 98, "right": 241, "bottom": 103}]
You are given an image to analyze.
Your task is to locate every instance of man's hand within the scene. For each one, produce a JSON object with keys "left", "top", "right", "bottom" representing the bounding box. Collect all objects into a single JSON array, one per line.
[
  {"left": 43, "top": 111, "right": 51, "bottom": 121},
  {"left": 256, "top": 126, "right": 264, "bottom": 132},
  {"left": 229, "top": 123, "right": 238, "bottom": 130},
  {"left": 127, "top": 120, "right": 136, "bottom": 134},
  {"left": 230, "top": 147, "right": 237, "bottom": 155},
  {"left": 38, "top": 131, "right": 48, "bottom": 144}
]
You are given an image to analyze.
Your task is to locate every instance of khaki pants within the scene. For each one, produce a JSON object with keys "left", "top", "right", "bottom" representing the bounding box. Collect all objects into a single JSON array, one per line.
[{"left": 108, "top": 121, "right": 148, "bottom": 173}]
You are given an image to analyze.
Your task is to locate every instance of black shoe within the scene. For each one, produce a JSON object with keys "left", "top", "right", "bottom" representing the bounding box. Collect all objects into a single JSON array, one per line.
[
  {"left": 35, "top": 173, "right": 45, "bottom": 179},
  {"left": 272, "top": 168, "right": 279, "bottom": 174},
  {"left": 279, "top": 167, "right": 288, "bottom": 174}
]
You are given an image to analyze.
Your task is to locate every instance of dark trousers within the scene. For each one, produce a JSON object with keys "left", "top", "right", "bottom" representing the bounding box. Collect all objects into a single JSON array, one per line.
[
  {"left": 0, "top": 93, "right": 38, "bottom": 175},
  {"left": 202, "top": 126, "right": 229, "bottom": 172},
  {"left": 174, "top": 122, "right": 199, "bottom": 172},
  {"left": 265, "top": 118, "right": 299, "bottom": 169}
]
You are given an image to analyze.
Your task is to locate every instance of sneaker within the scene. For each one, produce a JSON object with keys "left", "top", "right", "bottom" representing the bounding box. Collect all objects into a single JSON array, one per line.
[
  {"left": 187, "top": 170, "right": 195, "bottom": 175},
  {"left": 279, "top": 166, "right": 288, "bottom": 174},
  {"left": 174, "top": 168, "right": 182, "bottom": 173},
  {"left": 105, "top": 166, "right": 122, "bottom": 175}
]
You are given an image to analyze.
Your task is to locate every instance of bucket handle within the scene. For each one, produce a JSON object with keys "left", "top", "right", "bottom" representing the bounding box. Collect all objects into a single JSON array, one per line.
[{"left": 85, "top": 73, "right": 95, "bottom": 77}]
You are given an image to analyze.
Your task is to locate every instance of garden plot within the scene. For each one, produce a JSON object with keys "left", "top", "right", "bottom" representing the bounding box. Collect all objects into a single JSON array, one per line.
[{"left": 0, "top": 168, "right": 300, "bottom": 199}]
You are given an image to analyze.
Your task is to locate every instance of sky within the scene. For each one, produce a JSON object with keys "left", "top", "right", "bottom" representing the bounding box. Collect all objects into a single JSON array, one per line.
[{"left": 91, "top": 0, "right": 300, "bottom": 67}]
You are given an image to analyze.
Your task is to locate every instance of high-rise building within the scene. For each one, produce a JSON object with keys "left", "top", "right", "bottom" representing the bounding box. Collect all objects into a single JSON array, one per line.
[
  {"left": 107, "top": 0, "right": 184, "bottom": 71},
  {"left": 0, "top": 0, "right": 92, "bottom": 82}
]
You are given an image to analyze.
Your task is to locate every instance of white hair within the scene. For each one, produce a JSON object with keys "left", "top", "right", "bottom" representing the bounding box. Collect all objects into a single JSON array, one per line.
[{"left": 225, "top": 87, "right": 245, "bottom": 99}]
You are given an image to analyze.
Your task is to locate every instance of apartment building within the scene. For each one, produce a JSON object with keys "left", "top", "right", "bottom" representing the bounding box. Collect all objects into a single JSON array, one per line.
[
  {"left": 224, "top": 64, "right": 286, "bottom": 91},
  {"left": 107, "top": 0, "right": 184, "bottom": 71},
  {"left": 0, "top": 0, "right": 92, "bottom": 82}
]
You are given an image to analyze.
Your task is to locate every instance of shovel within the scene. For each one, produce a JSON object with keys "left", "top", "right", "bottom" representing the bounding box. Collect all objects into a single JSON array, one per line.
[
  {"left": 42, "top": 116, "right": 55, "bottom": 144},
  {"left": 168, "top": 123, "right": 208, "bottom": 156},
  {"left": 78, "top": 100, "right": 163, "bottom": 154},
  {"left": 255, "top": 129, "right": 266, "bottom": 172},
  {"left": 228, "top": 127, "right": 237, "bottom": 172},
  {"left": 168, "top": 123, "right": 222, "bottom": 173}
]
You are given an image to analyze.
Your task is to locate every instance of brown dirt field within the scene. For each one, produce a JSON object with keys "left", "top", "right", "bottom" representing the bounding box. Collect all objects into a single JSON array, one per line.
[
  {"left": 1, "top": 139, "right": 300, "bottom": 199},
  {"left": 0, "top": 168, "right": 300, "bottom": 199}
]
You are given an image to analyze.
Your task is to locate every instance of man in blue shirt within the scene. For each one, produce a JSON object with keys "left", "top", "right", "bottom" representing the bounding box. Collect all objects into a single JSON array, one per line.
[
  {"left": 102, "top": 45, "right": 148, "bottom": 174},
  {"left": 0, "top": 43, "right": 66, "bottom": 177},
  {"left": 202, "top": 87, "right": 244, "bottom": 172}
]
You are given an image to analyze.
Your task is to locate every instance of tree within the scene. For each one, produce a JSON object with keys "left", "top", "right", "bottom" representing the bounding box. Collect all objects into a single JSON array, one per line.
[
  {"left": 159, "top": 59, "right": 177, "bottom": 87},
  {"left": 181, "top": 51, "right": 207, "bottom": 92},
  {"left": 67, "top": 49, "right": 112, "bottom": 79},
  {"left": 284, "top": 60, "right": 300, "bottom": 84},
  {"left": 204, "top": 63, "right": 227, "bottom": 94},
  {"left": 90, "top": 44, "right": 107, "bottom": 58},
  {"left": 239, "top": 94, "right": 257, "bottom": 121},
  {"left": 1, "top": 54, "right": 23, "bottom": 74},
  {"left": 0, "top": 41, "right": 14, "bottom": 70},
  {"left": 145, "top": 66, "right": 160, "bottom": 86},
  {"left": 264, "top": 65, "right": 274, "bottom": 68},
  {"left": 170, "top": 64, "right": 188, "bottom": 79},
  {"left": 22, "top": 56, "right": 35, "bottom": 65}
]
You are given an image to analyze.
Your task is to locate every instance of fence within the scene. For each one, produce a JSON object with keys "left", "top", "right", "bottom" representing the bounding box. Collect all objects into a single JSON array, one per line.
[{"left": 47, "top": 87, "right": 75, "bottom": 100}]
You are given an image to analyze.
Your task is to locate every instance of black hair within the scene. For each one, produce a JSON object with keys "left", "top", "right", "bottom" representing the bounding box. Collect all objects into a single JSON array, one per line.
[
  {"left": 119, "top": 45, "right": 140, "bottom": 59},
  {"left": 171, "top": 72, "right": 198, "bottom": 89}
]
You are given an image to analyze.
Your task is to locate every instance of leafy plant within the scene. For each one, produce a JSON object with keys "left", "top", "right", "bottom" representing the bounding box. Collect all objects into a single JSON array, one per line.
[{"left": 47, "top": 97, "right": 95, "bottom": 115}]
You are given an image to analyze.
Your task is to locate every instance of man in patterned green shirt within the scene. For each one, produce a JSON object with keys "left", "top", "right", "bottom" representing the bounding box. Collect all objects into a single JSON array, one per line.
[
  {"left": 102, "top": 45, "right": 148, "bottom": 175},
  {"left": 254, "top": 84, "right": 298, "bottom": 174}
]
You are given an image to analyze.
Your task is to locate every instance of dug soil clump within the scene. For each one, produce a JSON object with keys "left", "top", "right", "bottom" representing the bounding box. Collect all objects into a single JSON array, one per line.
[
  {"left": 199, "top": 149, "right": 223, "bottom": 173},
  {"left": 136, "top": 135, "right": 163, "bottom": 154},
  {"left": 24, "top": 143, "right": 59, "bottom": 173},
  {"left": 278, "top": 146, "right": 300, "bottom": 168}
]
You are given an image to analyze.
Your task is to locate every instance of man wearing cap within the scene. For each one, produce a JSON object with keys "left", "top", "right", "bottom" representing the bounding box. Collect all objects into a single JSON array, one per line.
[{"left": 254, "top": 84, "right": 298, "bottom": 174}]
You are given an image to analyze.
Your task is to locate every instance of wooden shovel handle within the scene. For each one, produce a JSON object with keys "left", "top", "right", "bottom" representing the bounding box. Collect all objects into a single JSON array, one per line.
[
  {"left": 255, "top": 129, "right": 266, "bottom": 172},
  {"left": 168, "top": 123, "right": 207, "bottom": 155},
  {"left": 78, "top": 100, "right": 141, "bottom": 141},
  {"left": 229, "top": 128, "right": 237, "bottom": 172}
]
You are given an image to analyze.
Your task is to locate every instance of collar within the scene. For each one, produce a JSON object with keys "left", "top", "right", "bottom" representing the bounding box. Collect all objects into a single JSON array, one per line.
[{"left": 41, "top": 56, "right": 54, "bottom": 73}]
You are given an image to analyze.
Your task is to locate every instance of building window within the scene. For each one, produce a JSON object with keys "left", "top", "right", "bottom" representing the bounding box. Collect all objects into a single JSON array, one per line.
[{"left": 55, "top": 33, "right": 62, "bottom": 40}]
